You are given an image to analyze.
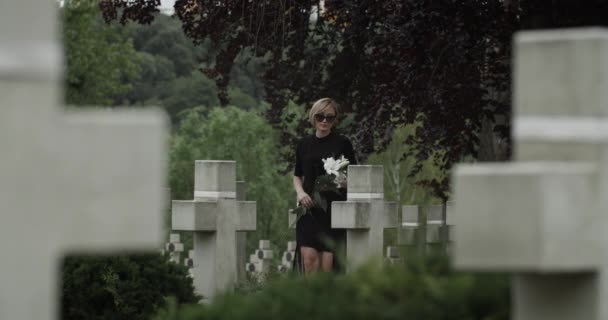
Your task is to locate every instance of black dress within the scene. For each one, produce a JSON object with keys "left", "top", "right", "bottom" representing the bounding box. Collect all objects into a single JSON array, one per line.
[{"left": 294, "top": 131, "right": 357, "bottom": 253}]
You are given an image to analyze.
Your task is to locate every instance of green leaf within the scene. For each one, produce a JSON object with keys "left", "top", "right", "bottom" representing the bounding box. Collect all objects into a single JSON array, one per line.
[
  {"left": 289, "top": 206, "right": 307, "bottom": 228},
  {"left": 312, "top": 191, "right": 327, "bottom": 213}
]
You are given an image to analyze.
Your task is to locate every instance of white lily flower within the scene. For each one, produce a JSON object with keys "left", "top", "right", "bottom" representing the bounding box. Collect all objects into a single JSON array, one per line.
[
  {"left": 336, "top": 155, "right": 350, "bottom": 169},
  {"left": 322, "top": 157, "right": 337, "bottom": 176},
  {"left": 322, "top": 155, "right": 350, "bottom": 176}
]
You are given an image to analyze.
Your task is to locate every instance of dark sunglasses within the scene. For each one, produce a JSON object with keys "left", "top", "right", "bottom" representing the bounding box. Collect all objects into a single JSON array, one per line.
[{"left": 314, "top": 113, "right": 337, "bottom": 123}]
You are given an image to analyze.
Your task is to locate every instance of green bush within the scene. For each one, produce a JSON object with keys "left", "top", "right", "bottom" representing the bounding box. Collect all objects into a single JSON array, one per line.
[
  {"left": 62, "top": 253, "right": 200, "bottom": 320},
  {"left": 153, "top": 255, "right": 510, "bottom": 320},
  {"left": 169, "top": 106, "right": 293, "bottom": 253}
]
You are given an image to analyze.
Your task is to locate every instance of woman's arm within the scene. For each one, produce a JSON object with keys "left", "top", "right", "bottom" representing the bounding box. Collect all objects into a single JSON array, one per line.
[
  {"left": 293, "top": 176, "right": 313, "bottom": 208},
  {"left": 293, "top": 138, "right": 313, "bottom": 208}
]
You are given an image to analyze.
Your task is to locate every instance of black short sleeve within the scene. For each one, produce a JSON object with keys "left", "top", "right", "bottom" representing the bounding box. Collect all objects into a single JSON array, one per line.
[
  {"left": 343, "top": 138, "right": 357, "bottom": 165},
  {"left": 294, "top": 139, "right": 304, "bottom": 177}
]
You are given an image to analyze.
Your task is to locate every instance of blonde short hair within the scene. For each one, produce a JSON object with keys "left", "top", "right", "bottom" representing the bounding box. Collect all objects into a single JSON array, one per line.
[{"left": 309, "top": 98, "right": 341, "bottom": 125}]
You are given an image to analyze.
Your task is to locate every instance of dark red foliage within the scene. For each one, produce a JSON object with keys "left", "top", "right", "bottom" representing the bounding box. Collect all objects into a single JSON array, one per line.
[
  {"left": 99, "top": 0, "right": 160, "bottom": 25},
  {"left": 100, "top": 0, "right": 608, "bottom": 199}
]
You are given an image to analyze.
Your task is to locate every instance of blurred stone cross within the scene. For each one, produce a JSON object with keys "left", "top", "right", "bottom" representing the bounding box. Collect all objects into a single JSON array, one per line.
[
  {"left": 332, "top": 165, "right": 399, "bottom": 270},
  {"left": 184, "top": 250, "right": 195, "bottom": 278},
  {"left": 453, "top": 28, "right": 608, "bottom": 320},
  {"left": 165, "top": 233, "right": 184, "bottom": 263},
  {"left": 246, "top": 240, "right": 274, "bottom": 281},
  {"left": 278, "top": 241, "right": 297, "bottom": 273},
  {"left": 0, "top": 1, "right": 167, "bottom": 319},
  {"left": 398, "top": 205, "right": 423, "bottom": 252},
  {"left": 172, "top": 161, "right": 256, "bottom": 300},
  {"left": 425, "top": 204, "right": 451, "bottom": 253}
]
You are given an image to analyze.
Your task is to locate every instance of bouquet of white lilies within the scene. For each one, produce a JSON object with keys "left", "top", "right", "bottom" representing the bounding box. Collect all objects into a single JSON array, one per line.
[
  {"left": 291, "top": 155, "right": 350, "bottom": 227},
  {"left": 322, "top": 155, "right": 350, "bottom": 187}
]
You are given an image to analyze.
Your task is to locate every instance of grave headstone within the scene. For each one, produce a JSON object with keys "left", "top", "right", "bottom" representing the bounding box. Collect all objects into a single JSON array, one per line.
[
  {"left": 172, "top": 161, "right": 256, "bottom": 300},
  {"left": 184, "top": 250, "right": 195, "bottom": 278},
  {"left": 255, "top": 239, "right": 274, "bottom": 260},
  {"left": 165, "top": 233, "right": 184, "bottom": 264},
  {"left": 278, "top": 241, "right": 297, "bottom": 273},
  {"left": 453, "top": 28, "right": 608, "bottom": 320},
  {"left": 0, "top": 2, "right": 167, "bottom": 319},
  {"left": 397, "top": 205, "right": 424, "bottom": 254},
  {"left": 332, "top": 165, "right": 399, "bottom": 270},
  {"left": 246, "top": 240, "right": 273, "bottom": 281},
  {"left": 425, "top": 204, "right": 449, "bottom": 253}
]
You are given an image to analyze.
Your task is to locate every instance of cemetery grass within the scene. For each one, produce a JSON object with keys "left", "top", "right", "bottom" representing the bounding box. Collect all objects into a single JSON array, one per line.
[{"left": 153, "top": 253, "right": 510, "bottom": 320}]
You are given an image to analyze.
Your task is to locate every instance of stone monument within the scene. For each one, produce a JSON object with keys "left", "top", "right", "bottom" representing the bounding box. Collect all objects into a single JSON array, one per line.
[
  {"left": 332, "top": 165, "right": 399, "bottom": 270},
  {"left": 453, "top": 28, "right": 608, "bottom": 320},
  {"left": 172, "top": 161, "right": 256, "bottom": 300},
  {"left": 165, "top": 233, "right": 184, "bottom": 264},
  {"left": 0, "top": 1, "right": 167, "bottom": 319}
]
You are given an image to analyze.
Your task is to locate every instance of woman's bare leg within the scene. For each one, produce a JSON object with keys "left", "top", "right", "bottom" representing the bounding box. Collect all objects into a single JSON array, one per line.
[
  {"left": 301, "top": 246, "right": 320, "bottom": 274},
  {"left": 320, "top": 252, "right": 334, "bottom": 272}
]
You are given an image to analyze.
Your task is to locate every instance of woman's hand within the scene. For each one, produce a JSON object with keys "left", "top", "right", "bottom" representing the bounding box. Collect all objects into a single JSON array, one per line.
[{"left": 297, "top": 191, "right": 314, "bottom": 209}]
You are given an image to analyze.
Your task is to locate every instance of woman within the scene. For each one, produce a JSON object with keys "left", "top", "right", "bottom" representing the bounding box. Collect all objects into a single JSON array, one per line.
[{"left": 293, "top": 97, "right": 357, "bottom": 273}]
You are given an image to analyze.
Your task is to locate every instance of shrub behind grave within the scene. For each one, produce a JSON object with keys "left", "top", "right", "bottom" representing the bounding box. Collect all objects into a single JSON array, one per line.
[
  {"left": 62, "top": 253, "right": 200, "bottom": 320},
  {"left": 153, "top": 255, "right": 510, "bottom": 320}
]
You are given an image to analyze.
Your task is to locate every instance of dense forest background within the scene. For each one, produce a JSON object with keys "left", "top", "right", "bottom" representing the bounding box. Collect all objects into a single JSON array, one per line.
[{"left": 62, "top": 1, "right": 443, "bottom": 253}]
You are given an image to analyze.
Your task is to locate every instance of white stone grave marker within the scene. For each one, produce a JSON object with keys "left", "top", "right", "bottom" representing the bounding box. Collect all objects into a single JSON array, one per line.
[
  {"left": 184, "top": 250, "right": 195, "bottom": 278},
  {"left": 246, "top": 240, "right": 273, "bottom": 280},
  {"left": 397, "top": 205, "right": 424, "bottom": 253},
  {"left": 426, "top": 204, "right": 450, "bottom": 253},
  {"left": 453, "top": 28, "right": 608, "bottom": 320},
  {"left": 172, "top": 161, "right": 256, "bottom": 300},
  {"left": 278, "top": 241, "right": 296, "bottom": 273},
  {"left": 0, "top": 2, "right": 167, "bottom": 319},
  {"left": 255, "top": 239, "right": 274, "bottom": 260},
  {"left": 165, "top": 233, "right": 185, "bottom": 264},
  {"left": 332, "top": 165, "right": 399, "bottom": 270}
]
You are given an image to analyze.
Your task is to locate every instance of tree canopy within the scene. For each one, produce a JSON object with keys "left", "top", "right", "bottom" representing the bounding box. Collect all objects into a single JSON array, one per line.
[
  {"left": 170, "top": 106, "right": 293, "bottom": 250},
  {"left": 99, "top": 0, "right": 608, "bottom": 198},
  {"left": 63, "top": 0, "right": 141, "bottom": 106}
]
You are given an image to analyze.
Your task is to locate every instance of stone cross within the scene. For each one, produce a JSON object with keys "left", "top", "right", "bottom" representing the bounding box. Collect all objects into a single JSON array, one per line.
[
  {"left": 184, "top": 250, "right": 195, "bottom": 278},
  {"left": 165, "top": 233, "right": 184, "bottom": 264},
  {"left": 332, "top": 165, "right": 399, "bottom": 270},
  {"left": 172, "top": 161, "right": 256, "bottom": 301},
  {"left": 397, "top": 205, "right": 424, "bottom": 253},
  {"left": 246, "top": 240, "right": 273, "bottom": 280},
  {"left": 0, "top": 2, "right": 167, "bottom": 319},
  {"left": 278, "top": 241, "right": 296, "bottom": 273},
  {"left": 425, "top": 205, "right": 450, "bottom": 253},
  {"left": 453, "top": 28, "right": 608, "bottom": 320},
  {"left": 255, "top": 239, "right": 274, "bottom": 261}
]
